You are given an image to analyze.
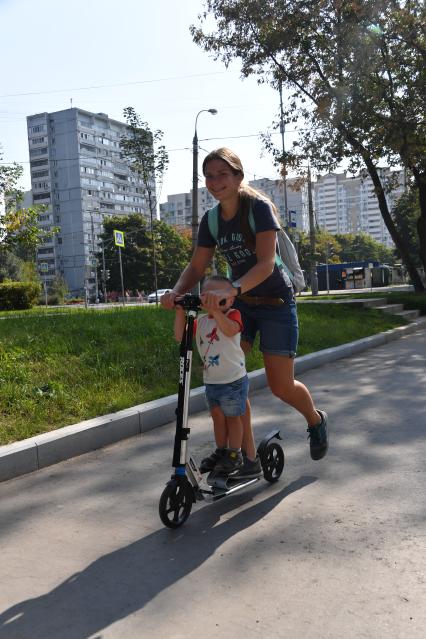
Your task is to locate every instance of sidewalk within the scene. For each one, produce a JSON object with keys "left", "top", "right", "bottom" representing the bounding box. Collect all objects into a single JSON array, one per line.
[{"left": 0, "top": 328, "right": 425, "bottom": 638}]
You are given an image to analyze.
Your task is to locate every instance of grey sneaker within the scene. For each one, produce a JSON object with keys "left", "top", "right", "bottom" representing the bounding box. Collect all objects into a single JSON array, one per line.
[
  {"left": 200, "top": 447, "right": 226, "bottom": 473},
  {"left": 213, "top": 448, "right": 243, "bottom": 475},
  {"left": 237, "top": 454, "right": 262, "bottom": 479},
  {"left": 307, "top": 410, "right": 328, "bottom": 460}
]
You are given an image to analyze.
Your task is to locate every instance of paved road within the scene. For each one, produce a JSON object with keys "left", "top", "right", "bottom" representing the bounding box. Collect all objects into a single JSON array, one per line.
[{"left": 0, "top": 330, "right": 425, "bottom": 639}]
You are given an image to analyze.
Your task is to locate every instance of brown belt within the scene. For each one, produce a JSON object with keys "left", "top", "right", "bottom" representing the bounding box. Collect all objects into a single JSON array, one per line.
[{"left": 238, "top": 294, "right": 286, "bottom": 306}]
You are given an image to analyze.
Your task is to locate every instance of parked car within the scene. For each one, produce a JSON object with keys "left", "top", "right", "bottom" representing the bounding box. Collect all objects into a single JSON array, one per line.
[{"left": 147, "top": 288, "right": 172, "bottom": 303}]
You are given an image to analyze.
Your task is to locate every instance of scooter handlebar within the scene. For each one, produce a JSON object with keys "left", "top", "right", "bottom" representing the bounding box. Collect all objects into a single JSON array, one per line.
[{"left": 174, "top": 293, "right": 226, "bottom": 311}]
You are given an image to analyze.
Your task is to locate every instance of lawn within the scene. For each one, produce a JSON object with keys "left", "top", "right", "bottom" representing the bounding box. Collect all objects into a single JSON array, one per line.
[{"left": 0, "top": 303, "right": 406, "bottom": 444}]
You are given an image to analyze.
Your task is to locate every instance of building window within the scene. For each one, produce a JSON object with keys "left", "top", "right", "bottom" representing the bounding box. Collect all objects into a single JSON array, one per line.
[
  {"left": 30, "top": 148, "right": 48, "bottom": 157},
  {"left": 30, "top": 124, "right": 46, "bottom": 134},
  {"left": 32, "top": 169, "right": 49, "bottom": 178}
]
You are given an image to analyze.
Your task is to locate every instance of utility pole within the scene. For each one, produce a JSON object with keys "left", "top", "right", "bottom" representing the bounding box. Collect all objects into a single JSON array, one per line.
[
  {"left": 307, "top": 164, "right": 318, "bottom": 296},
  {"left": 118, "top": 246, "right": 125, "bottom": 306},
  {"left": 90, "top": 210, "right": 99, "bottom": 302},
  {"left": 101, "top": 239, "right": 107, "bottom": 303},
  {"left": 279, "top": 80, "right": 289, "bottom": 228}
]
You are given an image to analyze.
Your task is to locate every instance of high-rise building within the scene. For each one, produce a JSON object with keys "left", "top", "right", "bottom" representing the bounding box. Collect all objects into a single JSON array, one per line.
[
  {"left": 27, "top": 108, "right": 153, "bottom": 297},
  {"left": 310, "top": 169, "right": 404, "bottom": 246}
]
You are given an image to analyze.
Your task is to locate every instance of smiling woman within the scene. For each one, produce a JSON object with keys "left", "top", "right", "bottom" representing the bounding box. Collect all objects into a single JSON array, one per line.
[{"left": 161, "top": 147, "right": 329, "bottom": 471}]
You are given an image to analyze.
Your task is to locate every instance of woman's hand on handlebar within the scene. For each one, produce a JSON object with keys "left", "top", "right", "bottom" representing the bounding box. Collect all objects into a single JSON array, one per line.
[{"left": 160, "top": 290, "right": 180, "bottom": 310}]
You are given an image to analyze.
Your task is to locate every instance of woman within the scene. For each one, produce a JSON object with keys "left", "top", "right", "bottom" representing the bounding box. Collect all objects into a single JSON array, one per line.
[{"left": 161, "top": 148, "right": 328, "bottom": 475}]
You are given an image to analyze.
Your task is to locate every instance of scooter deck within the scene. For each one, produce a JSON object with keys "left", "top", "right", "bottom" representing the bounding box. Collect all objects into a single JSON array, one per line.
[{"left": 200, "top": 476, "right": 260, "bottom": 500}]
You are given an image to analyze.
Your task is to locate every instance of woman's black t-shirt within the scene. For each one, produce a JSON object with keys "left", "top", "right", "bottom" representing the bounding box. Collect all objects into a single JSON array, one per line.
[{"left": 197, "top": 198, "right": 293, "bottom": 299}]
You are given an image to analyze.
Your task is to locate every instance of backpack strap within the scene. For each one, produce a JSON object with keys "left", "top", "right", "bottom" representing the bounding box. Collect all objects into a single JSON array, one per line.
[{"left": 207, "top": 204, "right": 220, "bottom": 242}]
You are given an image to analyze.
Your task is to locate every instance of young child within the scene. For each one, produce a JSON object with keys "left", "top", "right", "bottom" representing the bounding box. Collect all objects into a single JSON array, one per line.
[{"left": 174, "top": 276, "right": 249, "bottom": 477}]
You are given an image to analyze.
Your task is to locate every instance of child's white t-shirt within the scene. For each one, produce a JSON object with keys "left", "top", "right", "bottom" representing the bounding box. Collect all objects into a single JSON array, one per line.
[{"left": 195, "top": 309, "right": 247, "bottom": 384}]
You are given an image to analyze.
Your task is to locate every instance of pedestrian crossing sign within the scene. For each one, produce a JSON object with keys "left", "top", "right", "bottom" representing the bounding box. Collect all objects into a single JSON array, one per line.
[{"left": 113, "top": 230, "right": 125, "bottom": 247}]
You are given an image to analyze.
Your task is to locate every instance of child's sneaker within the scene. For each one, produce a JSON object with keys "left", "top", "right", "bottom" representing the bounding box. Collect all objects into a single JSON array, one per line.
[
  {"left": 200, "top": 447, "right": 226, "bottom": 473},
  {"left": 307, "top": 410, "right": 328, "bottom": 460},
  {"left": 238, "top": 454, "right": 262, "bottom": 479},
  {"left": 213, "top": 448, "right": 243, "bottom": 475}
]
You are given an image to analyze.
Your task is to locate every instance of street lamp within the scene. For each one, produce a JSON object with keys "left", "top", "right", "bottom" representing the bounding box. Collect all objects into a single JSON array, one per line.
[{"left": 192, "top": 108, "right": 218, "bottom": 248}]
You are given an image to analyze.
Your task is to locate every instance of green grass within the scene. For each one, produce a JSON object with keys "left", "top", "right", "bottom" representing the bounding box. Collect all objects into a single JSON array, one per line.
[{"left": 0, "top": 303, "right": 406, "bottom": 445}]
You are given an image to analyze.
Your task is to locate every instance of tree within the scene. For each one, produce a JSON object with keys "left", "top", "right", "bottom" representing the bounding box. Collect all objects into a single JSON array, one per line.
[
  {"left": 120, "top": 108, "right": 169, "bottom": 302},
  {"left": 391, "top": 189, "right": 421, "bottom": 268},
  {"left": 334, "top": 232, "right": 395, "bottom": 264},
  {"left": 1, "top": 152, "right": 56, "bottom": 259},
  {"left": 97, "top": 215, "right": 191, "bottom": 294},
  {"left": 0, "top": 250, "right": 23, "bottom": 283},
  {"left": 296, "top": 229, "right": 395, "bottom": 273},
  {"left": 191, "top": 0, "right": 426, "bottom": 291}
]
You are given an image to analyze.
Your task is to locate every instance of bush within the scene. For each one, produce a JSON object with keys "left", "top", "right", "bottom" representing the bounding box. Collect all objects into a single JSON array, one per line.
[{"left": 0, "top": 281, "right": 41, "bottom": 310}]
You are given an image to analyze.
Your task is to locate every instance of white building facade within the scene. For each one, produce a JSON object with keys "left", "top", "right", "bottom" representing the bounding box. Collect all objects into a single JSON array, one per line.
[{"left": 310, "top": 169, "right": 404, "bottom": 246}]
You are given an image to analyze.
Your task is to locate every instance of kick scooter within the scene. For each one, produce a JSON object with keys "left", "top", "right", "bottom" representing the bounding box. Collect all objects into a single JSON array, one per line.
[{"left": 158, "top": 294, "right": 285, "bottom": 529}]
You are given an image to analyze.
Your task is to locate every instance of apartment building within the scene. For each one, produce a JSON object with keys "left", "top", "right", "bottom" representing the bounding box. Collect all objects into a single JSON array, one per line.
[
  {"left": 27, "top": 108, "right": 153, "bottom": 296},
  {"left": 312, "top": 169, "right": 404, "bottom": 246}
]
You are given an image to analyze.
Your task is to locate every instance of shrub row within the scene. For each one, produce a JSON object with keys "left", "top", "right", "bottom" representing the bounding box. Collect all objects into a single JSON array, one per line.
[{"left": 0, "top": 281, "right": 41, "bottom": 310}]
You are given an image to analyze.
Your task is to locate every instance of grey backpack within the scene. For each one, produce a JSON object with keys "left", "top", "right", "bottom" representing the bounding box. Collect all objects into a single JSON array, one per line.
[{"left": 207, "top": 202, "right": 305, "bottom": 292}]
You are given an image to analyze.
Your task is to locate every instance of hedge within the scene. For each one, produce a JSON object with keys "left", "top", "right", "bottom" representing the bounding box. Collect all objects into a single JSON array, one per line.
[{"left": 0, "top": 281, "right": 42, "bottom": 310}]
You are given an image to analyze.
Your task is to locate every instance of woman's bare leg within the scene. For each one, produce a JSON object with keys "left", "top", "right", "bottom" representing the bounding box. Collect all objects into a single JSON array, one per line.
[{"left": 263, "top": 353, "right": 320, "bottom": 426}]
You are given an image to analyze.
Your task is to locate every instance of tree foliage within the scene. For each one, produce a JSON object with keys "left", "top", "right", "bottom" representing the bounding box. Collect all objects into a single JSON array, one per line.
[
  {"left": 191, "top": 0, "right": 426, "bottom": 290},
  {"left": 98, "top": 215, "right": 192, "bottom": 293},
  {"left": 391, "top": 189, "right": 421, "bottom": 268},
  {"left": 119, "top": 108, "right": 169, "bottom": 295},
  {"left": 296, "top": 229, "right": 395, "bottom": 272},
  {"left": 1, "top": 152, "right": 56, "bottom": 258}
]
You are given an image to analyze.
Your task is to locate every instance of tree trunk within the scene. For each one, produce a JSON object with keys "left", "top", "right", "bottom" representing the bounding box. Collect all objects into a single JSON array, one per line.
[
  {"left": 363, "top": 158, "right": 425, "bottom": 292},
  {"left": 412, "top": 170, "right": 426, "bottom": 282}
]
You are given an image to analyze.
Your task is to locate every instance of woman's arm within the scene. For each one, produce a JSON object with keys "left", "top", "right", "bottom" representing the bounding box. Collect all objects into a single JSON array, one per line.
[{"left": 161, "top": 245, "right": 215, "bottom": 309}]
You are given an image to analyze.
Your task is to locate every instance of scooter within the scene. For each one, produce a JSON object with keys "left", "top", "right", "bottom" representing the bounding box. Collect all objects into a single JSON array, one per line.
[{"left": 159, "top": 294, "right": 285, "bottom": 529}]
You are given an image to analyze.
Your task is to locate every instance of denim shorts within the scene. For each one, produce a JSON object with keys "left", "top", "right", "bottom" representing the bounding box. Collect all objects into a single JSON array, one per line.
[
  {"left": 205, "top": 374, "right": 249, "bottom": 417},
  {"left": 234, "top": 298, "right": 299, "bottom": 358}
]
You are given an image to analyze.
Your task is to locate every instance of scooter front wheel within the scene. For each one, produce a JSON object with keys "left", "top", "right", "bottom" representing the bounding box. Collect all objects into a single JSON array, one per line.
[
  {"left": 159, "top": 478, "right": 193, "bottom": 528},
  {"left": 261, "top": 442, "right": 285, "bottom": 483}
]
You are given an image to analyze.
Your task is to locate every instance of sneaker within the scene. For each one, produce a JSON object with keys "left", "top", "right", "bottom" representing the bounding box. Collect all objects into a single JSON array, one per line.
[
  {"left": 200, "top": 448, "right": 226, "bottom": 473},
  {"left": 213, "top": 448, "right": 243, "bottom": 475},
  {"left": 237, "top": 454, "right": 262, "bottom": 479},
  {"left": 307, "top": 410, "right": 328, "bottom": 460}
]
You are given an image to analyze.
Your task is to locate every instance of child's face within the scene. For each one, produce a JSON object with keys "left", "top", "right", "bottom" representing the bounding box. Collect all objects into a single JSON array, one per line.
[{"left": 201, "top": 280, "right": 233, "bottom": 311}]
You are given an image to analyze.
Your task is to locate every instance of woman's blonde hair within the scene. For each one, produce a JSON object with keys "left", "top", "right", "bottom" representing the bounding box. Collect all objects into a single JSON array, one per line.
[{"left": 202, "top": 147, "right": 278, "bottom": 213}]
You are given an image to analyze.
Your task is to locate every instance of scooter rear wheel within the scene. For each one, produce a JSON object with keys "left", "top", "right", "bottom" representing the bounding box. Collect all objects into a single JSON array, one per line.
[
  {"left": 159, "top": 478, "right": 193, "bottom": 528},
  {"left": 261, "top": 442, "right": 285, "bottom": 483}
]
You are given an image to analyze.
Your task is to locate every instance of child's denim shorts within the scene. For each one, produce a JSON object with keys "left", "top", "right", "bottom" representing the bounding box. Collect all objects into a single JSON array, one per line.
[
  {"left": 205, "top": 374, "right": 249, "bottom": 417},
  {"left": 235, "top": 298, "right": 299, "bottom": 358}
]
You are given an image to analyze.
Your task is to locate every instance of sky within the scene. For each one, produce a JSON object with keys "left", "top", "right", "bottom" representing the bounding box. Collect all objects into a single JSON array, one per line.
[{"left": 0, "top": 0, "right": 301, "bottom": 204}]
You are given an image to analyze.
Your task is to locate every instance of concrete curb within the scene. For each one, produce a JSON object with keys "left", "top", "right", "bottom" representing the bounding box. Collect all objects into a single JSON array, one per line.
[{"left": 1, "top": 317, "right": 425, "bottom": 483}]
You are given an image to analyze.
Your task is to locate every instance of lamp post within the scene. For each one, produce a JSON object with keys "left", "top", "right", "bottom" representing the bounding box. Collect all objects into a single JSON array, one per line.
[
  {"left": 278, "top": 80, "right": 289, "bottom": 228},
  {"left": 192, "top": 108, "right": 218, "bottom": 248}
]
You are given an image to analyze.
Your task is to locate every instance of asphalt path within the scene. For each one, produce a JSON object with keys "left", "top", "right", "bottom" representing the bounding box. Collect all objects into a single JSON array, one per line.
[{"left": 0, "top": 329, "right": 425, "bottom": 639}]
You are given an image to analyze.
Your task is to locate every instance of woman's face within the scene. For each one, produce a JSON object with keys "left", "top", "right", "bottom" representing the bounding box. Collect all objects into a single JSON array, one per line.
[{"left": 204, "top": 159, "right": 243, "bottom": 202}]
